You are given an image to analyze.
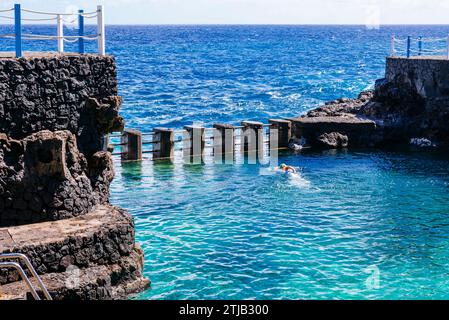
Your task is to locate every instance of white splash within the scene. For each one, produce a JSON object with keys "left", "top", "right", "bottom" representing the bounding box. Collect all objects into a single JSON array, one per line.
[
  {"left": 268, "top": 166, "right": 311, "bottom": 189},
  {"left": 287, "top": 171, "right": 311, "bottom": 189}
]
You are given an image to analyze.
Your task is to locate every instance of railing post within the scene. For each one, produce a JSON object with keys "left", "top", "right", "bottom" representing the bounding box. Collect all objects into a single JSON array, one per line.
[
  {"left": 447, "top": 35, "right": 449, "bottom": 60},
  {"left": 153, "top": 128, "right": 174, "bottom": 161},
  {"left": 97, "top": 5, "right": 105, "bottom": 55},
  {"left": 183, "top": 125, "right": 205, "bottom": 164},
  {"left": 407, "top": 36, "right": 411, "bottom": 58},
  {"left": 121, "top": 129, "right": 142, "bottom": 161},
  {"left": 57, "top": 14, "right": 64, "bottom": 53},
  {"left": 391, "top": 34, "right": 395, "bottom": 57},
  {"left": 14, "top": 3, "right": 22, "bottom": 58},
  {"left": 213, "top": 123, "right": 235, "bottom": 164},
  {"left": 78, "top": 9, "right": 85, "bottom": 54},
  {"left": 268, "top": 119, "right": 291, "bottom": 148},
  {"left": 418, "top": 36, "right": 422, "bottom": 56}
]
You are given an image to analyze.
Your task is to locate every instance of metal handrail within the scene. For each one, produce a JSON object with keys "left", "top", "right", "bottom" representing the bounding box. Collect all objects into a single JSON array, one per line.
[
  {"left": 0, "top": 262, "right": 40, "bottom": 300},
  {"left": 0, "top": 253, "right": 52, "bottom": 300}
]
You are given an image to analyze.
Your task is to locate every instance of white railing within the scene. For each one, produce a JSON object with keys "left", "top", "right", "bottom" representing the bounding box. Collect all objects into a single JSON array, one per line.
[
  {"left": 0, "top": 4, "right": 105, "bottom": 57},
  {"left": 391, "top": 34, "right": 449, "bottom": 59}
]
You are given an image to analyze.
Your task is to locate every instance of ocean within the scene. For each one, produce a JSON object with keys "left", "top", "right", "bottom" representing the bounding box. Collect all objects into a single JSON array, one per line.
[{"left": 2, "top": 25, "right": 449, "bottom": 299}]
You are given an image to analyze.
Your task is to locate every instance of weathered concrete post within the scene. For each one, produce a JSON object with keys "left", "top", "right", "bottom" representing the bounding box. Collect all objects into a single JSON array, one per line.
[
  {"left": 121, "top": 129, "right": 142, "bottom": 161},
  {"left": 153, "top": 127, "right": 174, "bottom": 160},
  {"left": 241, "top": 121, "right": 264, "bottom": 163},
  {"left": 213, "top": 123, "right": 235, "bottom": 163},
  {"left": 184, "top": 125, "right": 205, "bottom": 164},
  {"left": 287, "top": 117, "right": 301, "bottom": 140},
  {"left": 269, "top": 119, "right": 291, "bottom": 148}
]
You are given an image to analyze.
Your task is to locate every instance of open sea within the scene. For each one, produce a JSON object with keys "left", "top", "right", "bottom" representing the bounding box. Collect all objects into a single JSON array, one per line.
[{"left": 2, "top": 25, "right": 449, "bottom": 299}]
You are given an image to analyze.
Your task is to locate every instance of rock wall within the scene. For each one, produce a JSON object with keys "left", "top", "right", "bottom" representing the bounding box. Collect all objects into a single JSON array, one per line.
[
  {"left": 385, "top": 56, "right": 449, "bottom": 98},
  {"left": 0, "top": 54, "right": 123, "bottom": 226},
  {"left": 0, "top": 54, "right": 124, "bottom": 157}
]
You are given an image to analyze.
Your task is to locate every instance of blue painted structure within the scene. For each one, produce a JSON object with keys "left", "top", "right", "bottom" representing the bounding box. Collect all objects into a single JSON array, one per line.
[
  {"left": 0, "top": 4, "right": 103, "bottom": 57},
  {"left": 14, "top": 3, "right": 21, "bottom": 58}
]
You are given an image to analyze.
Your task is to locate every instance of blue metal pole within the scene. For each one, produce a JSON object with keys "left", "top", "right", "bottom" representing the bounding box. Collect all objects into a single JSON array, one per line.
[
  {"left": 407, "top": 36, "right": 411, "bottom": 58},
  {"left": 418, "top": 36, "right": 422, "bottom": 56},
  {"left": 78, "top": 10, "right": 85, "bottom": 54},
  {"left": 14, "top": 4, "right": 22, "bottom": 58}
]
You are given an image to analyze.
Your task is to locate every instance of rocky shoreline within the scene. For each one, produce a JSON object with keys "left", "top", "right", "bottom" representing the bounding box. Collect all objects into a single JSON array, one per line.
[{"left": 292, "top": 57, "right": 449, "bottom": 149}]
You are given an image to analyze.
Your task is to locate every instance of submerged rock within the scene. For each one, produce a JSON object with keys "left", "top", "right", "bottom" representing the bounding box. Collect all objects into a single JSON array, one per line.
[{"left": 317, "top": 132, "right": 348, "bottom": 149}]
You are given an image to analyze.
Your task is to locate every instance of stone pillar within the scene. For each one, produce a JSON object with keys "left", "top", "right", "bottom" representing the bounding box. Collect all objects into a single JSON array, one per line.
[
  {"left": 269, "top": 119, "right": 291, "bottom": 148},
  {"left": 241, "top": 121, "right": 264, "bottom": 154},
  {"left": 153, "top": 128, "right": 174, "bottom": 160},
  {"left": 183, "top": 125, "right": 205, "bottom": 164},
  {"left": 121, "top": 129, "right": 142, "bottom": 161},
  {"left": 213, "top": 123, "right": 235, "bottom": 163}
]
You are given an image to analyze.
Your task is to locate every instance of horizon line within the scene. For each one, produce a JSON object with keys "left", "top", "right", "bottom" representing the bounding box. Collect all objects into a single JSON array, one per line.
[{"left": 1, "top": 23, "right": 449, "bottom": 27}]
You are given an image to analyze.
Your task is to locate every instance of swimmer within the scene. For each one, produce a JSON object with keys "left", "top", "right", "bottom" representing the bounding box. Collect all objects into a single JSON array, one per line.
[{"left": 279, "top": 163, "right": 297, "bottom": 174}]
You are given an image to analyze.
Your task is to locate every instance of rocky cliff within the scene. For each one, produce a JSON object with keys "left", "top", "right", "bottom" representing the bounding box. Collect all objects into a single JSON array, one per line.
[{"left": 0, "top": 54, "right": 148, "bottom": 300}]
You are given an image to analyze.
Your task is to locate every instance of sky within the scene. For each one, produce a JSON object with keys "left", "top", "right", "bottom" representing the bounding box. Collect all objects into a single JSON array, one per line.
[{"left": 1, "top": 0, "right": 449, "bottom": 25}]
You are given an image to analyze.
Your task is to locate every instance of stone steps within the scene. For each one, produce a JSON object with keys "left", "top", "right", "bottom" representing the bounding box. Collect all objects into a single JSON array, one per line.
[
  {"left": 0, "top": 204, "right": 149, "bottom": 299},
  {"left": 0, "top": 249, "right": 149, "bottom": 300}
]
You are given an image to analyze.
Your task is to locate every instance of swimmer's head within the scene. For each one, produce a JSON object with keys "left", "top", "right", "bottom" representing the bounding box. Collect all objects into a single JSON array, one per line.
[{"left": 280, "top": 163, "right": 286, "bottom": 169}]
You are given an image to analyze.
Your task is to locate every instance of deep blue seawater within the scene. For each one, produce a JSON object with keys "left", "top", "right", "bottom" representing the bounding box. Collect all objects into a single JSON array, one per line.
[{"left": 2, "top": 25, "right": 449, "bottom": 299}]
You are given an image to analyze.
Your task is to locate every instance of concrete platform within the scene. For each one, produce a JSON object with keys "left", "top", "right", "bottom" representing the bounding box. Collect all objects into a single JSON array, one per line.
[
  {"left": 0, "top": 205, "right": 149, "bottom": 299},
  {"left": 290, "top": 116, "right": 378, "bottom": 148},
  {"left": 291, "top": 116, "right": 376, "bottom": 133}
]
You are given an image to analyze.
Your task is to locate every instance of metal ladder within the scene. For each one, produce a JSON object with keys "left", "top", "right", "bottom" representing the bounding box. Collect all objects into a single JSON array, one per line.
[{"left": 0, "top": 253, "right": 52, "bottom": 300}]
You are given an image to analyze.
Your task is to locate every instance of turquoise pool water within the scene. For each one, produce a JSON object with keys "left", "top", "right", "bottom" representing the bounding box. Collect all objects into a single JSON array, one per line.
[
  {"left": 110, "top": 149, "right": 449, "bottom": 299},
  {"left": 6, "top": 24, "right": 449, "bottom": 299}
]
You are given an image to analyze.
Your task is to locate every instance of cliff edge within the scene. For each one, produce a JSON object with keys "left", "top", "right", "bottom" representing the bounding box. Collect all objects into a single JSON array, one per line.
[{"left": 0, "top": 54, "right": 148, "bottom": 300}]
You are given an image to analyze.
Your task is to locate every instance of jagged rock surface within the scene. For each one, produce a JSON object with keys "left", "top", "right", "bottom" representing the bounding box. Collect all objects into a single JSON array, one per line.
[{"left": 0, "top": 131, "right": 114, "bottom": 226}]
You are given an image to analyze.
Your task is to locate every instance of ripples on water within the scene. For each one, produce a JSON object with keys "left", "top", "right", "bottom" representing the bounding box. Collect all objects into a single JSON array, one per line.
[
  {"left": 111, "top": 149, "right": 449, "bottom": 300},
  {"left": 3, "top": 25, "right": 449, "bottom": 299}
]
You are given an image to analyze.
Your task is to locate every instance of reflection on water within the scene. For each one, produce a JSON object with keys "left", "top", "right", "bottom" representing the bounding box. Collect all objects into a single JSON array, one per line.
[{"left": 110, "top": 149, "right": 449, "bottom": 300}]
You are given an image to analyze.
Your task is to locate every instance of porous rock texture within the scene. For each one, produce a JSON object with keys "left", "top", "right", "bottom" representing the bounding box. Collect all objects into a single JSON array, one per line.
[
  {"left": 293, "top": 57, "right": 449, "bottom": 148},
  {"left": 0, "top": 54, "right": 148, "bottom": 300},
  {"left": 0, "top": 54, "right": 123, "bottom": 226},
  {"left": 0, "top": 131, "right": 114, "bottom": 226}
]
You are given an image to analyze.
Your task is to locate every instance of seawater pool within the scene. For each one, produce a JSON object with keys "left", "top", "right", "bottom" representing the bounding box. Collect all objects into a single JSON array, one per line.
[
  {"left": 110, "top": 148, "right": 449, "bottom": 299},
  {"left": 6, "top": 24, "right": 449, "bottom": 299}
]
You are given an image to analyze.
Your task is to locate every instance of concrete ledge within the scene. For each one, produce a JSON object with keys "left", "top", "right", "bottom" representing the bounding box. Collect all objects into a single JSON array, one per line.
[
  {"left": 292, "top": 116, "right": 376, "bottom": 133},
  {"left": 291, "top": 116, "right": 377, "bottom": 148},
  {"left": 0, "top": 52, "right": 112, "bottom": 59}
]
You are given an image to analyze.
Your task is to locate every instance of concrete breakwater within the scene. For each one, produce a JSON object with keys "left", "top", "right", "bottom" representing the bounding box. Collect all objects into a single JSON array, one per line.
[
  {"left": 108, "top": 56, "right": 449, "bottom": 165},
  {"left": 0, "top": 53, "right": 148, "bottom": 299}
]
